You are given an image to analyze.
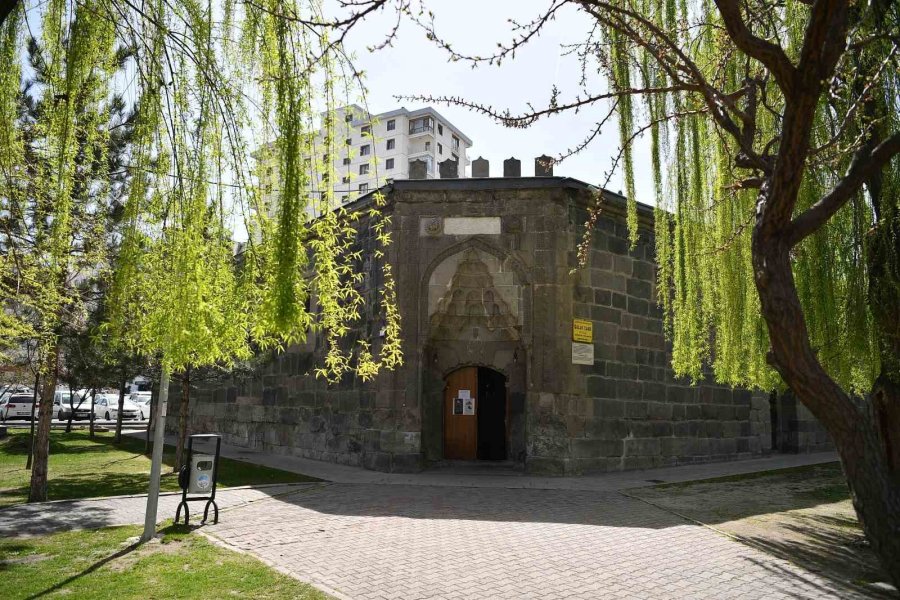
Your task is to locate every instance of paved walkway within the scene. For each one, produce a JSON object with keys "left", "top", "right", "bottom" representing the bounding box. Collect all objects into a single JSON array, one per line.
[
  {"left": 204, "top": 483, "right": 858, "bottom": 599},
  {"left": 4, "top": 438, "right": 855, "bottom": 598},
  {"left": 0, "top": 483, "right": 311, "bottom": 538}
]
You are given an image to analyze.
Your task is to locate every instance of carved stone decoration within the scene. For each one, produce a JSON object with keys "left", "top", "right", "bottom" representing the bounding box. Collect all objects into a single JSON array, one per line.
[
  {"left": 424, "top": 217, "right": 442, "bottom": 236},
  {"left": 439, "top": 158, "right": 459, "bottom": 179},
  {"left": 472, "top": 156, "right": 490, "bottom": 178},
  {"left": 503, "top": 157, "right": 521, "bottom": 177},
  {"left": 429, "top": 249, "right": 520, "bottom": 342},
  {"left": 534, "top": 155, "right": 554, "bottom": 176},
  {"left": 409, "top": 159, "right": 428, "bottom": 180}
]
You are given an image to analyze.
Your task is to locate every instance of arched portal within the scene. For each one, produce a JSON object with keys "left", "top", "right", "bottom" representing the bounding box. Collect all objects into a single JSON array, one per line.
[{"left": 443, "top": 366, "right": 507, "bottom": 461}]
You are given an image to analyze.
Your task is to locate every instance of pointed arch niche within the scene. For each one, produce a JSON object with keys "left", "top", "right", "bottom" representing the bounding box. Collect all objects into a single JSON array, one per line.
[{"left": 419, "top": 241, "right": 530, "bottom": 465}]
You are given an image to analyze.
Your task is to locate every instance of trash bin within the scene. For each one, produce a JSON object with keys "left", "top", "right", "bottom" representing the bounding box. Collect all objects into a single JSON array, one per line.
[
  {"left": 188, "top": 453, "right": 216, "bottom": 494},
  {"left": 175, "top": 434, "right": 222, "bottom": 526}
]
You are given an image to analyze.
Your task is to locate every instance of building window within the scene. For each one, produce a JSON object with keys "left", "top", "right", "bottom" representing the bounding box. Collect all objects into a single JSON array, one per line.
[
  {"left": 345, "top": 113, "right": 353, "bottom": 122},
  {"left": 341, "top": 195, "right": 348, "bottom": 203},
  {"left": 342, "top": 175, "right": 350, "bottom": 183},
  {"left": 387, "top": 119, "right": 395, "bottom": 131},
  {"left": 438, "top": 143, "right": 443, "bottom": 155},
  {"left": 342, "top": 157, "right": 351, "bottom": 165},
  {"left": 359, "top": 164, "right": 369, "bottom": 175},
  {"left": 345, "top": 138, "right": 352, "bottom": 145},
  {"left": 361, "top": 125, "right": 371, "bottom": 136},
  {"left": 359, "top": 183, "right": 369, "bottom": 194},
  {"left": 452, "top": 135, "right": 460, "bottom": 151},
  {"left": 386, "top": 158, "right": 394, "bottom": 170},
  {"left": 438, "top": 123, "right": 443, "bottom": 135},
  {"left": 425, "top": 141, "right": 431, "bottom": 151},
  {"left": 409, "top": 116, "right": 434, "bottom": 134},
  {"left": 322, "top": 153, "right": 329, "bottom": 162},
  {"left": 386, "top": 138, "right": 395, "bottom": 150},
  {"left": 360, "top": 144, "right": 370, "bottom": 156}
]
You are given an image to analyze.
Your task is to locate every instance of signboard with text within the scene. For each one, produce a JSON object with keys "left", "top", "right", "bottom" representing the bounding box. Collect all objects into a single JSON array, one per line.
[{"left": 573, "top": 319, "right": 593, "bottom": 343}]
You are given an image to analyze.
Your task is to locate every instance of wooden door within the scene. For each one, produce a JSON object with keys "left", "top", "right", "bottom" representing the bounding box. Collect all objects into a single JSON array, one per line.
[{"left": 443, "top": 367, "right": 478, "bottom": 460}]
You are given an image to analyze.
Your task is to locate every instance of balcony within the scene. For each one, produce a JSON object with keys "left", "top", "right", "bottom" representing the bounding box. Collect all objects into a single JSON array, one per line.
[{"left": 409, "top": 117, "right": 435, "bottom": 136}]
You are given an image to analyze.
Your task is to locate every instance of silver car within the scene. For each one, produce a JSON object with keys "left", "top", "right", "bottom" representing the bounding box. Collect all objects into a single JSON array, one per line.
[
  {"left": 94, "top": 394, "right": 141, "bottom": 421},
  {"left": 130, "top": 391, "right": 153, "bottom": 420},
  {"left": 53, "top": 388, "right": 93, "bottom": 421}
]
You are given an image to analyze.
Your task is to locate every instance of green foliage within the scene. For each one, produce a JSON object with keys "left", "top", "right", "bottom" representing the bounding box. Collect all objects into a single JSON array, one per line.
[
  {"left": 0, "top": 0, "right": 405, "bottom": 379},
  {"left": 588, "top": 0, "right": 898, "bottom": 392}
]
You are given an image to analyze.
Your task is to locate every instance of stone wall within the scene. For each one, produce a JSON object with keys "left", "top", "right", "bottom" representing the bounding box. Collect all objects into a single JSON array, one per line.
[
  {"left": 178, "top": 177, "right": 802, "bottom": 474},
  {"left": 167, "top": 201, "right": 424, "bottom": 473},
  {"left": 519, "top": 196, "right": 772, "bottom": 474}
]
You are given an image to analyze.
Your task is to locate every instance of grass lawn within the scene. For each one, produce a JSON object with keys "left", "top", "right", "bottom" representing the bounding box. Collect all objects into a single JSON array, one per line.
[
  {"left": 0, "top": 429, "right": 318, "bottom": 508},
  {"left": 629, "top": 462, "right": 895, "bottom": 597},
  {"left": 0, "top": 522, "right": 328, "bottom": 599}
]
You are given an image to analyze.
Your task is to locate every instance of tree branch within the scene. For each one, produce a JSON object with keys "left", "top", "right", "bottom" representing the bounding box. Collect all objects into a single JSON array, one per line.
[
  {"left": 787, "top": 131, "right": 900, "bottom": 246},
  {"left": 713, "top": 0, "right": 796, "bottom": 94},
  {"left": 0, "top": 0, "right": 19, "bottom": 29}
]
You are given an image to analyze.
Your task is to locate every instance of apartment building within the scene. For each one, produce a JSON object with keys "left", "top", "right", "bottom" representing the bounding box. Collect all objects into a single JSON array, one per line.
[{"left": 259, "top": 105, "right": 473, "bottom": 218}]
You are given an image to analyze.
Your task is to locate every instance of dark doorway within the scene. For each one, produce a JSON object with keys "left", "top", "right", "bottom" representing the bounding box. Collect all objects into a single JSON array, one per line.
[{"left": 477, "top": 367, "right": 507, "bottom": 460}]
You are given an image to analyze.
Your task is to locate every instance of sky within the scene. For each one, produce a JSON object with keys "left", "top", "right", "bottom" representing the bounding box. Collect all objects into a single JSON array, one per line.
[{"left": 341, "top": 0, "right": 656, "bottom": 204}]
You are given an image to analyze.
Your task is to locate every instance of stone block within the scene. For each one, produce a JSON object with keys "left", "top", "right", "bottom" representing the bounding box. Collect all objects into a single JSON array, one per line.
[
  {"left": 594, "top": 398, "right": 625, "bottom": 419},
  {"left": 616, "top": 379, "right": 642, "bottom": 400},
  {"left": 571, "top": 437, "right": 623, "bottom": 458},
  {"left": 624, "top": 401, "right": 648, "bottom": 418},
  {"left": 625, "top": 437, "right": 661, "bottom": 456},
  {"left": 526, "top": 457, "right": 568, "bottom": 475},
  {"left": 591, "top": 270, "right": 626, "bottom": 292},
  {"left": 586, "top": 418, "right": 629, "bottom": 440}
]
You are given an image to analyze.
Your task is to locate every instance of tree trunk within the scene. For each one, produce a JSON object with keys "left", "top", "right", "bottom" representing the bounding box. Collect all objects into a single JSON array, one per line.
[
  {"left": 89, "top": 388, "right": 95, "bottom": 439},
  {"left": 25, "top": 372, "right": 39, "bottom": 471},
  {"left": 752, "top": 215, "right": 900, "bottom": 587},
  {"left": 115, "top": 371, "right": 126, "bottom": 444},
  {"left": 65, "top": 386, "right": 75, "bottom": 434},
  {"left": 28, "top": 344, "right": 60, "bottom": 503},
  {"left": 174, "top": 365, "right": 191, "bottom": 472},
  {"left": 145, "top": 380, "right": 158, "bottom": 454}
]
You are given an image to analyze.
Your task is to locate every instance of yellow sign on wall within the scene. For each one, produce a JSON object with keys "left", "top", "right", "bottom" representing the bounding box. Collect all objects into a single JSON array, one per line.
[{"left": 573, "top": 319, "right": 593, "bottom": 343}]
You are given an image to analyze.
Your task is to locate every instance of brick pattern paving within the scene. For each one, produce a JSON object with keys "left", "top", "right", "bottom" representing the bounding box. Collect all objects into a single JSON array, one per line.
[
  {"left": 206, "top": 484, "right": 862, "bottom": 600},
  {"left": 0, "top": 484, "right": 310, "bottom": 538}
]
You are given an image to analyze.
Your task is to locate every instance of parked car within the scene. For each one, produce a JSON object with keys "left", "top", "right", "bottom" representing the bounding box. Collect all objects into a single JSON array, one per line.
[
  {"left": 130, "top": 391, "right": 153, "bottom": 420},
  {"left": 53, "top": 388, "right": 93, "bottom": 421},
  {"left": 94, "top": 394, "right": 141, "bottom": 421},
  {"left": 0, "top": 384, "right": 32, "bottom": 401},
  {"left": 0, "top": 393, "right": 37, "bottom": 421}
]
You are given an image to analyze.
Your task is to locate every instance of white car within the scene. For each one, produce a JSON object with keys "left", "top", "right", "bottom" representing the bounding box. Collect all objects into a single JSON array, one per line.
[
  {"left": 53, "top": 388, "right": 93, "bottom": 421},
  {"left": 94, "top": 394, "right": 141, "bottom": 421},
  {"left": 0, "top": 393, "right": 38, "bottom": 421},
  {"left": 129, "top": 391, "right": 153, "bottom": 420}
]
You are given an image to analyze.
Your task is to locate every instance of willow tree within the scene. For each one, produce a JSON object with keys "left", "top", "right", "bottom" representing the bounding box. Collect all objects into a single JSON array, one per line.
[
  {"left": 388, "top": 0, "right": 900, "bottom": 582},
  {"left": 1, "top": 0, "right": 402, "bottom": 514}
]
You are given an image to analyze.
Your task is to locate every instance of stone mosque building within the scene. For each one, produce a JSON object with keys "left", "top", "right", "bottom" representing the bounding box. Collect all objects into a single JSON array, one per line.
[{"left": 178, "top": 156, "right": 830, "bottom": 474}]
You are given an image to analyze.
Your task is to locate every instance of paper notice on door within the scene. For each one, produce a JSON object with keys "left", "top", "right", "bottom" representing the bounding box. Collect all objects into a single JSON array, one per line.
[
  {"left": 462, "top": 398, "right": 475, "bottom": 415},
  {"left": 458, "top": 389, "right": 471, "bottom": 400}
]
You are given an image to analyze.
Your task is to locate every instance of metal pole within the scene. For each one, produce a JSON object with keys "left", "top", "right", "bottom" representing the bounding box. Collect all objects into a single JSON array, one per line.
[{"left": 141, "top": 366, "right": 169, "bottom": 542}]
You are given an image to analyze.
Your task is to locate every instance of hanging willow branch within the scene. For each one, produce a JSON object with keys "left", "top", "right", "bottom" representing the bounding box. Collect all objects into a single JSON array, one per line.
[{"left": 0, "top": 0, "right": 403, "bottom": 380}]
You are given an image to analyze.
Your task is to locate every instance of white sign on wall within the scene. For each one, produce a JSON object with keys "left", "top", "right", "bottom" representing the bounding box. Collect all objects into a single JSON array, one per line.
[
  {"left": 572, "top": 342, "right": 594, "bottom": 365},
  {"left": 443, "top": 217, "right": 501, "bottom": 235}
]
